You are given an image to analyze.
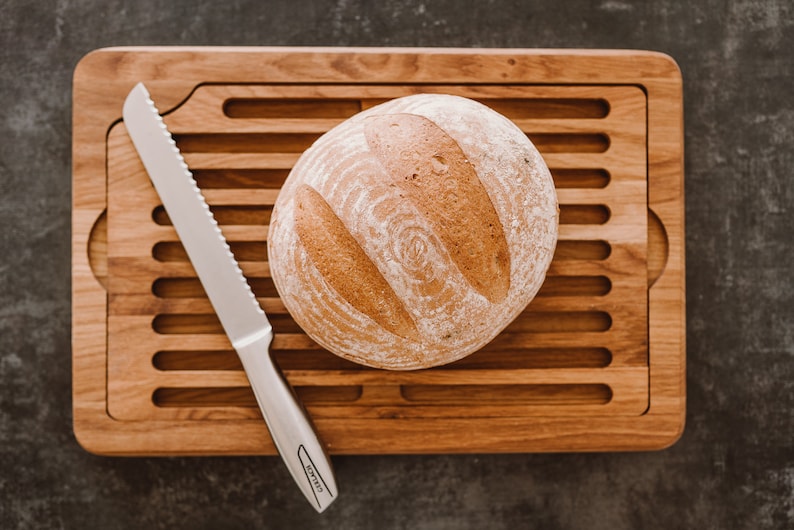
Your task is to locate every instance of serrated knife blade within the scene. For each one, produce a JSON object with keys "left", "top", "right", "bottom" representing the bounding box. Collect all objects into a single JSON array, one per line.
[{"left": 122, "top": 82, "right": 337, "bottom": 512}]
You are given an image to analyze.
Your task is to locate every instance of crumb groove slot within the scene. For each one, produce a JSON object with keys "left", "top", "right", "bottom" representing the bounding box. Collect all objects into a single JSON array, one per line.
[
  {"left": 153, "top": 350, "right": 243, "bottom": 371},
  {"left": 224, "top": 98, "right": 363, "bottom": 119},
  {"left": 153, "top": 241, "right": 266, "bottom": 262},
  {"left": 558, "top": 205, "right": 611, "bottom": 225},
  {"left": 152, "top": 313, "right": 303, "bottom": 334},
  {"left": 536, "top": 275, "right": 612, "bottom": 297},
  {"left": 551, "top": 168, "right": 610, "bottom": 188},
  {"left": 152, "top": 277, "right": 278, "bottom": 298},
  {"left": 192, "top": 169, "right": 290, "bottom": 189},
  {"left": 553, "top": 240, "right": 612, "bottom": 260},
  {"left": 153, "top": 385, "right": 363, "bottom": 407},
  {"left": 173, "top": 133, "right": 322, "bottom": 153},
  {"left": 401, "top": 384, "right": 613, "bottom": 405},
  {"left": 478, "top": 98, "right": 610, "bottom": 119},
  {"left": 451, "top": 347, "right": 612, "bottom": 369},
  {"left": 507, "top": 311, "right": 613, "bottom": 333},
  {"left": 152, "top": 205, "right": 272, "bottom": 226},
  {"left": 151, "top": 349, "right": 367, "bottom": 372},
  {"left": 528, "top": 133, "right": 610, "bottom": 153}
]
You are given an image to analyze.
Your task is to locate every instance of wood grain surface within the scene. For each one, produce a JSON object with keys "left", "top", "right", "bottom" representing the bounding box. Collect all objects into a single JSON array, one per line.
[{"left": 72, "top": 47, "right": 684, "bottom": 455}]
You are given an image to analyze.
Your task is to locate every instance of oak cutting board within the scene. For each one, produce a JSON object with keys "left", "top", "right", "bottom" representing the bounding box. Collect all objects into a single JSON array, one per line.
[{"left": 72, "top": 47, "right": 685, "bottom": 455}]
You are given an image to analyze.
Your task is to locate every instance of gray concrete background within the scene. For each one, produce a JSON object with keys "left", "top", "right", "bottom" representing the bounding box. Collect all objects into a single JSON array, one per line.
[{"left": 1, "top": 0, "right": 792, "bottom": 528}]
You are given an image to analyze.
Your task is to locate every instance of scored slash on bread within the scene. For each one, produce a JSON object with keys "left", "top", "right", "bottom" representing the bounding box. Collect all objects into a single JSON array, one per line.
[
  {"left": 364, "top": 113, "right": 511, "bottom": 304},
  {"left": 294, "top": 184, "right": 420, "bottom": 341}
]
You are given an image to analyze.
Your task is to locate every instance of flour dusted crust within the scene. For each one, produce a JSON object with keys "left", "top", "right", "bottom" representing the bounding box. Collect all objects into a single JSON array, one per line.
[{"left": 268, "top": 94, "right": 559, "bottom": 370}]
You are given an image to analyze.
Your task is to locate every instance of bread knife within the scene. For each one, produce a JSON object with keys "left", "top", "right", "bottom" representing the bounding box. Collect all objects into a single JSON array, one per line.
[{"left": 122, "top": 83, "right": 337, "bottom": 512}]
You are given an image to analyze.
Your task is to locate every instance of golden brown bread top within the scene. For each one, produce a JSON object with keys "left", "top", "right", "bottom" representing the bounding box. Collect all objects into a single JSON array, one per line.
[
  {"left": 294, "top": 183, "right": 419, "bottom": 341},
  {"left": 364, "top": 113, "right": 510, "bottom": 303},
  {"left": 268, "top": 93, "right": 558, "bottom": 370}
]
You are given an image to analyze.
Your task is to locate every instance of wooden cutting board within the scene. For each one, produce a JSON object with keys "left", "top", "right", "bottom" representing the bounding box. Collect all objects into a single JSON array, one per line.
[{"left": 72, "top": 47, "right": 685, "bottom": 455}]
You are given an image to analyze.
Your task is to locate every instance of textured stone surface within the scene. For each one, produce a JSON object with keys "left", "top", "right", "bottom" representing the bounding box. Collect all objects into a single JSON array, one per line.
[{"left": 1, "top": 0, "right": 792, "bottom": 528}]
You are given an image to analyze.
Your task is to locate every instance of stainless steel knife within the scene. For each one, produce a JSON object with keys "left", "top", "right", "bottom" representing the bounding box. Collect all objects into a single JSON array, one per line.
[{"left": 122, "top": 82, "right": 337, "bottom": 512}]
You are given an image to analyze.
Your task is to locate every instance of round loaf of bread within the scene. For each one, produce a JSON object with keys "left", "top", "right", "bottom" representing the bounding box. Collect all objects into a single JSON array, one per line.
[{"left": 268, "top": 94, "right": 558, "bottom": 370}]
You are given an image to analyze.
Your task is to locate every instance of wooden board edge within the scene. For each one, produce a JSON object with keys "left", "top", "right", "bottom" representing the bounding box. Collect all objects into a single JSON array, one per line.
[
  {"left": 642, "top": 53, "right": 686, "bottom": 447},
  {"left": 68, "top": 414, "right": 686, "bottom": 456},
  {"left": 72, "top": 46, "right": 683, "bottom": 87},
  {"left": 72, "top": 50, "right": 111, "bottom": 455}
]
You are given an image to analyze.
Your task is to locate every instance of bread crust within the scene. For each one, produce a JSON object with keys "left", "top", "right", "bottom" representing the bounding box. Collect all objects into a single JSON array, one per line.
[{"left": 268, "top": 94, "right": 558, "bottom": 370}]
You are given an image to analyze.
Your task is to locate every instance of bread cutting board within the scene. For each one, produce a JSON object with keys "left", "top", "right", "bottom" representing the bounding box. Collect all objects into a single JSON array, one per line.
[{"left": 72, "top": 47, "right": 685, "bottom": 455}]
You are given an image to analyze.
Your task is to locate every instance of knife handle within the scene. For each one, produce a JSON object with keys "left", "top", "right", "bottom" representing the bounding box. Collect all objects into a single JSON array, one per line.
[{"left": 236, "top": 333, "right": 337, "bottom": 512}]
